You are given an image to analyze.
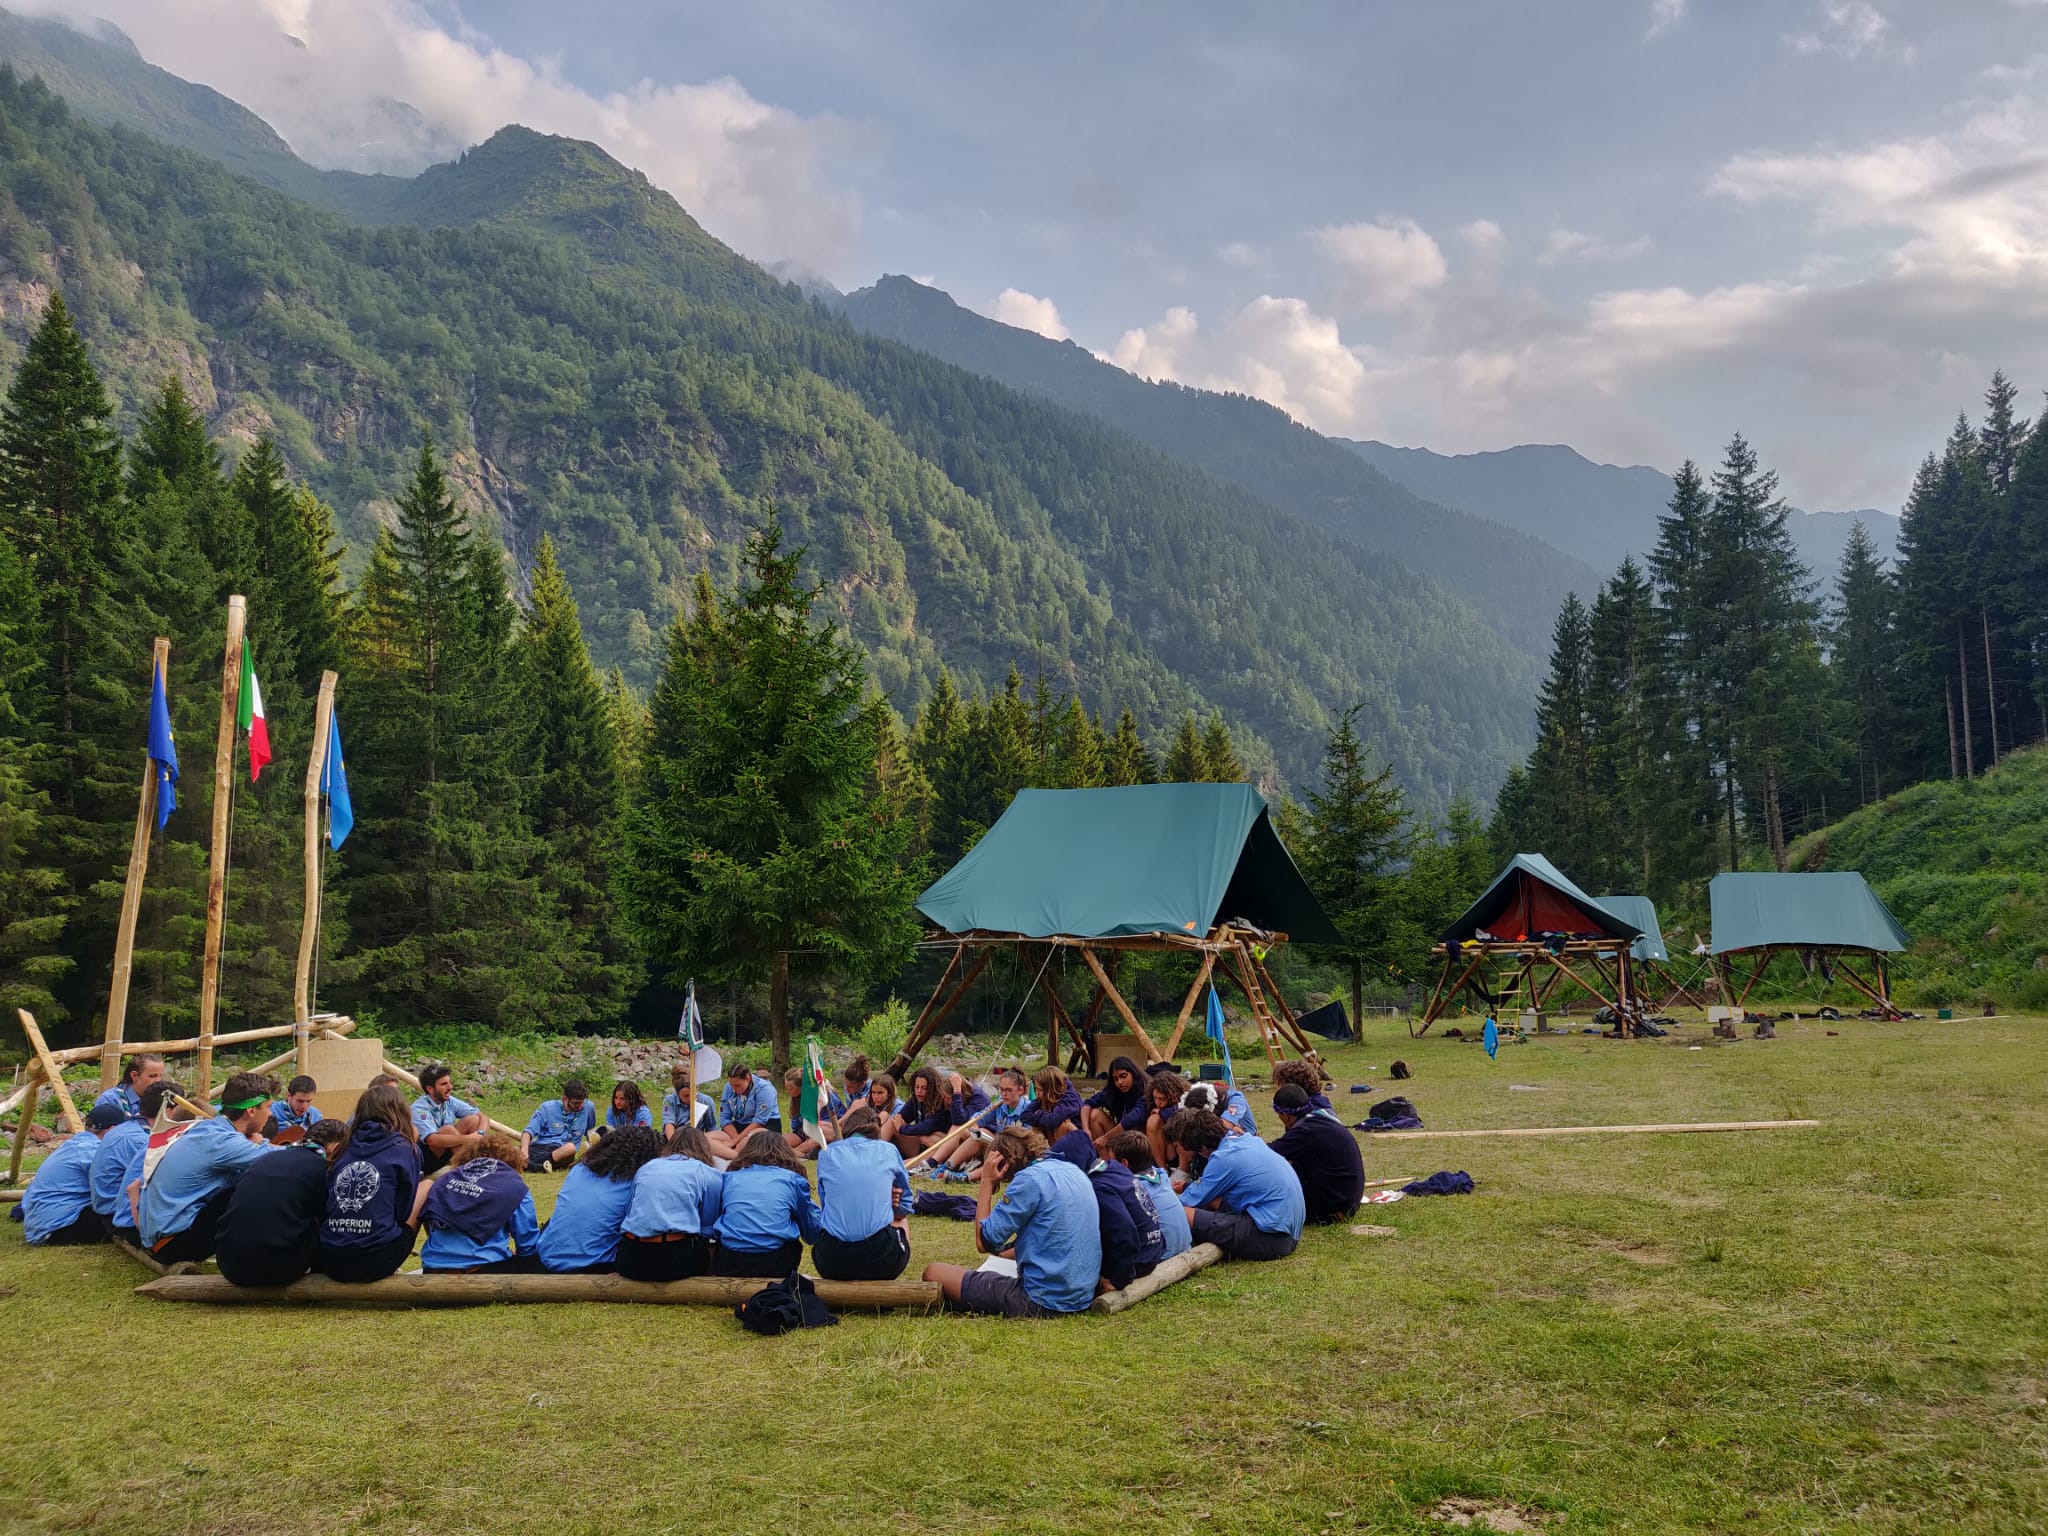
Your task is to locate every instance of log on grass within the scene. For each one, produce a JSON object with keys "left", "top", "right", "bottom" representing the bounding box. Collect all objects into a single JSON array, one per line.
[
  {"left": 136, "top": 1271, "right": 945, "bottom": 1311},
  {"left": 1366, "top": 1119, "right": 1820, "bottom": 1141},
  {"left": 1090, "top": 1242, "right": 1226, "bottom": 1315}
]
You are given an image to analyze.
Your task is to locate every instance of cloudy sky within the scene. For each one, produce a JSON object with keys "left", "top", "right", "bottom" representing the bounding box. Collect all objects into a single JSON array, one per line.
[{"left": 28, "top": 0, "right": 2048, "bottom": 508}]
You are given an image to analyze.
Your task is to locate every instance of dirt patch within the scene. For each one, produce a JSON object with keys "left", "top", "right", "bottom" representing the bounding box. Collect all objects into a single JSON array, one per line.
[
  {"left": 1428, "top": 1497, "right": 1554, "bottom": 1532},
  {"left": 1350, "top": 1224, "right": 1399, "bottom": 1238},
  {"left": 1541, "top": 1226, "right": 1675, "bottom": 1265}
]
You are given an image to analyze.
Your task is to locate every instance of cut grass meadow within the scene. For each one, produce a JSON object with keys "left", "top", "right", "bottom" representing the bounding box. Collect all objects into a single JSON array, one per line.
[{"left": 2, "top": 1012, "right": 2044, "bottom": 1534}]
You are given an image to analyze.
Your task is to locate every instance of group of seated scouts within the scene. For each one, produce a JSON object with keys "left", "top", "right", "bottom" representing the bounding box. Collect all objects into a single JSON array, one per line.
[{"left": 15, "top": 1044, "right": 1370, "bottom": 1320}]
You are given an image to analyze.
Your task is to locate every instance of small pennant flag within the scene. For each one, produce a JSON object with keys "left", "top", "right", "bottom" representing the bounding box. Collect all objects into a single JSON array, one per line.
[
  {"left": 237, "top": 641, "right": 271, "bottom": 783},
  {"left": 1205, "top": 984, "right": 1234, "bottom": 1085},
  {"left": 799, "top": 1036, "right": 834, "bottom": 1140},
  {"left": 678, "top": 979, "right": 705, "bottom": 1050},
  {"left": 322, "top": 709, "right": 352, "bottom": 849},
  {"left": 147, "top": 660, "right": 179, "bottom": 828}
]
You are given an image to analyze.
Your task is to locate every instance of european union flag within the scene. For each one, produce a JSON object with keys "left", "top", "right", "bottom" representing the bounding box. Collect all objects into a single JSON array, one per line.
[
  {"left": 1205, "top": 984, "right": 1233, "bottom": 1085},
  {"left": 322, "top": 708, "right": 352, "bottom": 849},
  {"left": 147, "top": 662, "right": 178, "bottom": 828}
]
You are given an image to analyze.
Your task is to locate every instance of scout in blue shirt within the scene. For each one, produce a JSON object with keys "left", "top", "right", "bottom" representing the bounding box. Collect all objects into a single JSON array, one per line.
[
  {"left": 713, "top": 1134, "right": 821, "bottom": 1278},
  {"left": 1170, "top": 1109, "right": 1305, "bottom": 1262},
  {"left": 617, "top": 1127, "right": 725, "bottom": 1283},
  {"left": 92, "top": 1052, "right": 164, "bottom": 1123},
  {"left": 23, "top": 1103, "right": 125, "bottom": 1244},
  {"left": 411, "top": 1063, "right": 485, "bottom": 1173},
  {"left": 921, "top": 1125, "right": 1102, "bottom": 1317},
  {"left": 522, "top": 1079, "right": 596, "bottom": 1172},
  {"left": 812, "top": 1105, "right": 913, "bottom": 1281},
  {"left": 139, "top": 1074, "right": 280, "bottom": 1264},
  {"left": 266, "top": 1075, "right": 324, "bottom": 1142},
  {"left": 420, "top": 1136, "right": 542, "bottom": 1273},
  {"left": 1106, "top": 1129, "right": 1192, "bottom": 1263},
  {"left": 91, "top": 1078, "right": 178, "bottom": 1226},
  {"left": 938, "top": 1069, "right": 1026, "bottom": 1176},
  {"left": 660, "top": 1064, "right": 715, "bottom": 1136},
  {"left": 536, "top": 1126, "right": 664, "bottom": 1273},
  {"left": 607, "top": 1081, "right": 654, "bottom": 1131},
  {"left": 706, "top": 1062, "right": 781, "bottom": 1162}
]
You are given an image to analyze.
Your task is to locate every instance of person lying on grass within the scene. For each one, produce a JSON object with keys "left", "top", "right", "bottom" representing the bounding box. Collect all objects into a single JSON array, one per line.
[
  {"left": 420, "top": 1132, "right": 541, "bottom": 1275},
  {"left": 1104, "top": 1129, "right": 1191, "bottom": 1263},
  {"left": 618, "top": 1126, "right": 723, "bottom": 1283},
  {"left": 537, "top": 1126, "right": 664, "bottom": 1275},
  {"left": 1019, "top": 1066, "right": 1083, "bottom": 1144},
  {"left": 21, "top": 1102, "right": 125, "bottom": 1246},
  {"left": 215, "top": 1119, "right": 350, "bottom": 1287},
  {"left": 522, "top": 1079, "right": 596, "bottom": 1173},
  {"left": 813, "top": 1105, "right": 913, "bottom": 1282},
  {"left": 921, "top": 1125, "right": 1102, "bottom": 1318},
  {"left": 1139, "top": 1071, "right": 1191, "bottom": 1174},
  {"left": 713, "top": 1130, "right": 822, "bottom": 1278},
  {"left": 411, "top": 1064, "right": 486, "bottom": 1174},
  {"left": 608, "top": 1080, "right": 654, "bottom": 1132},
  {"left": 661, "top": 1063, "right": 714, "bottom": 1137},
  {"left": 318, "top": 1082, "right": 423, "bottom": 1283},
  {"left": 138, "top": 1072, "right": 282, "bottom": 1267},
  {"left": 1082, "top": 1056, "right": 1148, "bottom": 1147},
  {"left": 1048, "top": 1128, "right": 1164, "bottom": 1293},
  {"left": 939, "top": 1067, "right": 1030, "bottom": 1177},
  {"left": 93, "top": 1080, "right": 179, "bottom": 1243},
  {"left": 706, "top": 1061, "right": 780, "bottom": 1161},
  {"left": 1269, "top": 1085, "right": 1366, "bottom": 1225},
  {"left": 1269, "top": 1059, "right": 1333, "bottom": 1115},
  {"left": 1167, "top": 1109, "right": 1306, "bottom": 1262}
]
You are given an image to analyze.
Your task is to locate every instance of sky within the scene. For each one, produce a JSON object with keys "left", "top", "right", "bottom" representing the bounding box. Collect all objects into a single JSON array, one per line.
[{"left": 25, "top": 0, "right": 2048, "bottom": 509}]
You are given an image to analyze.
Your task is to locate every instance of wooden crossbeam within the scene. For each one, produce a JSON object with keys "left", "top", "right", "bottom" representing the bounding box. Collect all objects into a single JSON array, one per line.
[
  {"left": 887, "top": 944, "right": 994, "bottom": 1078},
  {"left": 1079, "top": 947, "right": 1164, "bottom": 1063},
  {"left": 17, "top": 1011, "right": 82, "bottom": 1134}
]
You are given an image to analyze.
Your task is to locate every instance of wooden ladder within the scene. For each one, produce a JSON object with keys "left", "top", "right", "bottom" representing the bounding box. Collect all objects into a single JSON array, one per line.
[{"left": 1232, "top": 944, "right": 1289, "bottom": 1070}]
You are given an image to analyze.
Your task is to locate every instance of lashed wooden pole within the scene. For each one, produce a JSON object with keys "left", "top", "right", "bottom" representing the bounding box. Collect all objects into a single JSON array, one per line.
[
  {"left": 194, "top": 596, "right": 246, "bottom": 1100},
  {"left": 103, "top": 637, "right": 172, "bottom": 1090},
  {"left": 18, "top": 1010, "right": 82, "bottom": 1133},
  {"left": 294, "top": 670, "right": 338, "bottom": 1069}
]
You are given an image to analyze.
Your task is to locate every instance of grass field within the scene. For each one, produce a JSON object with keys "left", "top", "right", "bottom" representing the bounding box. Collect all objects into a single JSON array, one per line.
[{"left": 2, "top": 1013, "right": 2044, "bottom": 1535}]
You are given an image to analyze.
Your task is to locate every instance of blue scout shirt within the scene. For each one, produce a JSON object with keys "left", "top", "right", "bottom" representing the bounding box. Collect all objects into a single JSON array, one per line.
[
  {"left": 412, "top": 1092, "right": 481, "bottom": 1141},
  {"left": 525, "top": 1098, "right": 596, "bottom": 1146},
  {"left": 269, "top": 1100, "right": 324, "bottom": 1132},
  {"left": 816, "top": 1136, "right": 910, "bottom": 1241},
  {"left": 607, "top": 1102, "right": 654, "bottom": 1130},
  {"left": 113, "top": 1136, "right": 151, "bottom": 1233},
  {"left": 623, "top": 1156, "right": 723, "bottom": 1237},
  {"left": 139, "top": 1117, "right": 274, "bottom": 1245},
  {"left": 22, "top": 1131, "right": 101, "bottom": 1243},
  {"left": 1219, "top": 1087, "right": 1257, "bottom": 1135},
  {"left": 714, "top": 1165, "right": 821, "bottom": 1253},
  {"left": 1179, "top": 1131, "right": 1306, "bottom": 1240},
  {"left": 979, "top": 1157, "right": 1102, "bottom": 1314},
  {"left": 660, "top": 1089, "right": 715, "bottom": 1133},
  {"left": 1134, "top": 1166, "right": 1192, "bottom": 1261},
  {"left": 422, "top": 1188, "right": 539, "bottom": 1270},
  {"left": 982, "top": 1097, "right": 1028, "bottom": 1136},
  {"left": 93, "top": 1083, "right": 142, "bottom": 1121},
  {"left": 535, "top": 1164, "right": 635, "bottom": 1271},
  {"left": 90, "top": 1117, "right": 150, "bottom": 1219},
  {"left": 719, "top": 1076, "right": 780, "bottom": 1130}
]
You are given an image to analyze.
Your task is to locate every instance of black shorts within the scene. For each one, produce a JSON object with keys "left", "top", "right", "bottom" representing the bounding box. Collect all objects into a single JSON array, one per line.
[
  {"left": 34, "top": 1207, "right": 106, "bottom": 1247},
  {"left": 525, "top": 1143, "right": 568, "bottom": 1171},
  {"left": 615, "top": 1232, "right": 714, "bottom": 1283},
  {"left": 715, "top": 1238, "right": 802, "bottom": 1278},
  {"left": 151, "top": 1187, "right": 234, "bottom": 1266},
  {"left": 954, "top": 1270, "right": 1068, "bottom": 1319},
  {"left": 1187, "top": 1207, "right": 1298, "bottom": 1261},
  {"left": 218, "top": 1237, "right": 319, "bottom": 1289},
  {"left": 317, "top": 1226, "right": 418, "bottom": 1283},
  {"left": 424, "top": 1252, "right": 543, "bottom": 1275},
  {"left": 811, "top": 1225, "right": 909, "bottom": 1282}
]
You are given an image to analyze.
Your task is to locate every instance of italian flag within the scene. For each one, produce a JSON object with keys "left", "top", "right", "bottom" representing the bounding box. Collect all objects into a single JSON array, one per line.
[{"left": 237, "top": 641, "right": 271, "bottom": 782}]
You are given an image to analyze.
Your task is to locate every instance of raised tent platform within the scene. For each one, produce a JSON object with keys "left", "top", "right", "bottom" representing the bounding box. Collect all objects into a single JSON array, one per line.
[
  {"left": 891, "top": 784, "right": 1341, "bottom": 1078},
  {"left": 1709, "top": 872, "right": 1909, "bottom": 1020},
  {"left": 1597, "top": 894, "right": 1709, "bottom": 1011},
  {"left": 1418, "top": 854, "right": 1645, "bottom": 1035}
]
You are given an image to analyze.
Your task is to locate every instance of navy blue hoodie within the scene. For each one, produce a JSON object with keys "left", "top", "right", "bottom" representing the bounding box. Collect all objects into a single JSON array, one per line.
[
  {"left": 318, "top": 1120, "right": 420, "bottom": 1252},
  {"left": 1020, "top": 1085, "right": 1083, "bottom": 1138},
  {"left": 1047, "top": 1130, "right": 1162, "bottom": 1291}
]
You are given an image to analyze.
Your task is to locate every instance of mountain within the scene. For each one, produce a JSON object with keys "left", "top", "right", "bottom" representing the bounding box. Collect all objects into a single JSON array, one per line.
[
  {"left": 1787, "top": 744, "right": 2048, "bottom": 1011},
  {"left": 1344, "top": 438, "right": 1900, "bottom": 588},
  {"left": 0, "top": 61, "right": 1537, "bottom": 803},
  {"left": 835, "top": 275, "right": 1600, "bottom": 658}
]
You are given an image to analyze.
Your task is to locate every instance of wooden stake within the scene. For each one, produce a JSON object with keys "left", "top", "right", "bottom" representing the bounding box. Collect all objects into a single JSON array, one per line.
[
  {"left": 294, "top": 670, "right": 337, "bottom": 1037},
  {"left": 4, "top": 1078, "right": 39, "bottom": 1185},
  {"left": 1366, "top": 1118, "right": 1820, "bottom": 1141},
  {"left": 135, "top": 1271, "right": 946, "bottom": 1310},
  {"left": 1079, "top": 946, "right": 1163, "bottom": 1062},
  {"left": 195, "top": 595, "right": 246, "bottom": 1100},
  {"left": 17, "top": 1011, "right": 82, "bottom": 1133},
  {"left": 1090, "top": 1241, "right": 1225, "bottom": 1315},
  {"left": 104, "top": 636, "right": 172, "bottom": 1091}
]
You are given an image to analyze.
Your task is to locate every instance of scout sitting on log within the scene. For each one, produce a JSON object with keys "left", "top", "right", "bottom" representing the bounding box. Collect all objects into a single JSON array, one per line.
[{"left": 920, "top": 1125, "right": 1102, "bottom": 1318}]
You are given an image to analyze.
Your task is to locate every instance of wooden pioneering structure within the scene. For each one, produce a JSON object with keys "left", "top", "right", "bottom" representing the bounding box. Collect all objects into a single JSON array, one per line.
[
  {"left": 1597, "top": 894, "right": 1709, "bottom": 1012},
  {"left": 886, "top": 785, "right": 1342, "bottom": 1079},
  {"left": 1417, "top": 854, "right": 1645, "bottom": 1035},
  {"left": 1708, "top": 872, "right": 1909, "bottom": 1020}
]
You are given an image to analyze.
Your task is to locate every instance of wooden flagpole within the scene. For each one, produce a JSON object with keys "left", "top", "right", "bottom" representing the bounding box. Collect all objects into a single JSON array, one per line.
[
  {"left": 102, "top": 637, "right": 172, "bottom": 1090},
  {"left": 194, "top": 596, "right": 245, "bottom": 1101},
  {"left": 294, "top": 671, "right": 338, "bottom": 1067}
]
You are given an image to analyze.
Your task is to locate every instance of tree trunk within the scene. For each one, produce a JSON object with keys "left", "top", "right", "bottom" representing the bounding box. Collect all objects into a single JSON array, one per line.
[
  {"left": 1723, "top": 754, "right": 1738, "bottom": 873},
  {"left": 1958, "top": 624, "right": 1976, "bottom": 777},
  {"left": 1982, "top": 607, "right": 2000, "bottom": 767},
  {"left": 769, "top": 949, "right": 791, "bottom": 1082},
  {"left": 1350, "top": 956, "right": 1363, "bottom": 1044},
  {"left": 1945, "top": 676, "right": 1959, "bottom": 780},
  {"left": 1763, "top": 755, "right": 1787, "bottom": 872}
]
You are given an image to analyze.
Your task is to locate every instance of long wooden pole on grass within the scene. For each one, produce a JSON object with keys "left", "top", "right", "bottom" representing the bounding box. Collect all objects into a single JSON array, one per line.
[
  {"left": 194, "top": 596, "right": 246, "bottom": 1100},
  {"left": 103, "top": 637, "right": 173, "bottom": 1090},
  {"left": 293, "top": 670, "right": 338, "bottom": 1071}
]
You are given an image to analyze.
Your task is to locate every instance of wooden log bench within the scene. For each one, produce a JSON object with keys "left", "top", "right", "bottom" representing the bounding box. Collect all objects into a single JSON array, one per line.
[
  {"left": 1090, "top": 1242, "right": 1225, "bottom": 1314},
  {"left": 135, "top": 1271, "right": 944, "bottom": 1310}
]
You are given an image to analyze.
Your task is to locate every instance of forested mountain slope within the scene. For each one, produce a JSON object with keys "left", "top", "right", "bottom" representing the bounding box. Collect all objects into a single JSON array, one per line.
[
  {"left": 835, "top": 275, "right": 1599, "bottom": 657},
  {"left": 0, "top": 69, "right": 1535, "bottom": 799},
  {"left": 1786, "top": 745, "right": 2048, "bottom": 1010}
]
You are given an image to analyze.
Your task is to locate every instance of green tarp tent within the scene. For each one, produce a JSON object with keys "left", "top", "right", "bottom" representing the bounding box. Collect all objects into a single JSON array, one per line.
[
  {"left": 916, "top": 783, "right": 1340, "bottom": 944},
  {"left": 1597, "top": 895, "right": 1670, "bottom": 963},
  {"left": 1438, "top": 853, "right": 1642, "bottom": 946},
  {"left": 1708, "top": 872, "right": 1909, "bottom": 955}
]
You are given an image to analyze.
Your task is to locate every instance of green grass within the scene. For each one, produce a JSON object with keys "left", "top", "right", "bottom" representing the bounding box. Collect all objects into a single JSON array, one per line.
[{"left": 3, "top": 1013, "right": 2045, "bottom": 1534}]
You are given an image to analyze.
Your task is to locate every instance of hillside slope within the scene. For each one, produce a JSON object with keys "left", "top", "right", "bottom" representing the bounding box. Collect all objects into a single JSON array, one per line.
[
  {"left": 1787, "top": 745, "right": 2048, "bottom": 1008},
  {"left": 0, "top": 71, "right": 1536, "bottom": 799},
  {"left": 836, "top": 275, "right": 1599, "bottom": 657}
]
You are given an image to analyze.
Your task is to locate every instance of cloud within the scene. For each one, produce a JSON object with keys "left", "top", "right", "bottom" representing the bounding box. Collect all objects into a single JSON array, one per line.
[
  {"left": 17, "top": 0, "right": 871, "bottom": 280},
  {"left": 1310, "top": 217, "right": 1448, "bottom": 314},
  {"left": 1645, "top": 0, "right": 1687, "bottom": 39},
  {"left": 990, "top": 288, "right": 1070, "bottom": 341},
  {"left": 1785, "top": 1, "right": 1904, "bottom": 60},
  {"left": 1108, "top": 296, "right": 1369, "bottom": 434},
  {"left": 1542, "top": 229, "right": 1655, "bottom": 265},
  {"left": 1218, "top": 240, "right": 1265, "bottom": 268}
]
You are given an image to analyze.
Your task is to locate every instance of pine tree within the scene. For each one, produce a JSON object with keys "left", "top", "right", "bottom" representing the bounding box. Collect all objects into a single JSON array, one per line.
[
  {"left": 0, "top": 529, "right": 67, "bottom": 1019},
  {"left": 1833, "top": 523, "right": 1902, "bottom": 805},
  {"left": 1102, "top": 708, "right": 1156, "bottom": 786},
  {"left": 1163, "top": 712, "right": 1206, "bottom": 781},
  {"left": 1525, "top": 592, "right": 1595, "bottom": 877},
  {"left": 909, "top": 670, "right": 965, "bottom": 783},
  {"left": 1583, "top": 559, "right": 1658, "bottom": 892},
  {"left": 1644, "top": 459, "right": 1717, "bottom": 889},
  {"left": 1200, "top": 714, "right": 1245, "bottom": 783},
  {"left": 1298, "top": 704, "right": 1409, "bottom": 1037},
  {"left": 1049, "top": 695, "right": 1105, "bottom": 788},
  {"left": 616, "top": 515, "right": 922, "bottom": 1079},
  {"left": 130, "top": 375, "right": 247, "bottom": 598}
]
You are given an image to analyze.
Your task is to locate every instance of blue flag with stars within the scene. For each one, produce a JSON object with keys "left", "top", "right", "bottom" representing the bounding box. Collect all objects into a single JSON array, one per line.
[{"left": 147, "top": 661, "right": 178, "bottom": 828}]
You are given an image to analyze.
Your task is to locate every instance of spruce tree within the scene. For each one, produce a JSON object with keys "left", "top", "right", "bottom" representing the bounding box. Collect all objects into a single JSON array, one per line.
[
  {"left": 1584, "top": 559, "right": 1658, "bottom": 891},
  {"left": 1645, "top": 460, "right": 1718, "bottom": 888},
  {"left": 1525, "top": 592, "right": 1595, "bottom": 877},
  {"left": 1833, "top": 523, "right": 1901, "bottom": 805},
  {"left": 1163, "top": 712, "right": 1206, "bottom": 781},
  {"left": 1103, "top": 708, "right": 1156, "bottom": 786},
  {"left": 1298, "top": 704, "right": 1409, "bottom": 1038},
  {"left": 616, "top": 516, "right": 922, "bottom": 1078},
  {"left": 1050, "top": 695, "right": 1104, "bottom": 788},
  {"left": 1200, "top": 714, "right": 1245, "bottom": 783},
  {"left": 0, "top": 530, "right": 66, "bottom": 1019}
]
